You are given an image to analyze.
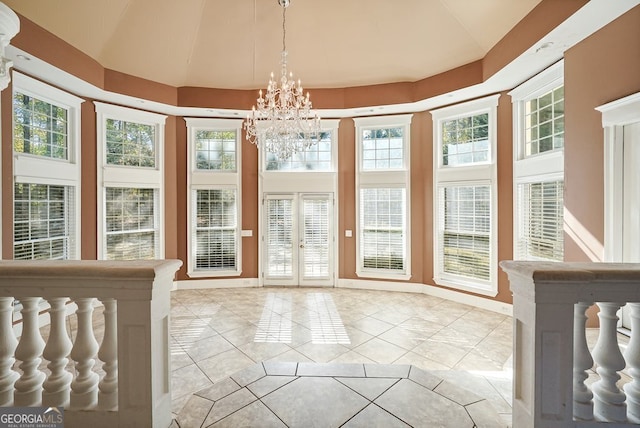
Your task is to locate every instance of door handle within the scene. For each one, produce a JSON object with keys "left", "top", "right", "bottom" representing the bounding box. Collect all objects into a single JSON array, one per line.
[{"left": 299, "top": 243, "right": 305, "bottom": 248}]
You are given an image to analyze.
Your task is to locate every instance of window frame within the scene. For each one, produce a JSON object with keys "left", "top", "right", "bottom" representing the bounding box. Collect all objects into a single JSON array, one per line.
[
  {"left": 186, "top": 118, "right": 243, "bottom": 277},
  {"left": 354, "top": 114, "right": 412, "bottom": 280},
  {"left": 12, "top": 72, "right": 83, "bottom": 260},
  {"left": 432, "top": 95, "right": 499, "bottom": 296},
  {"left": 510, "top": 61, "right": 565, "bottom": 261},
  {"left": 96, "top": 102, "right": 166, "bottom": 260}
]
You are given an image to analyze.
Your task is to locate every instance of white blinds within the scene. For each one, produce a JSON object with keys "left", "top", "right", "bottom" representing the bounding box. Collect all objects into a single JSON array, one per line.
[
  {"left": 13, "top": 183, "right": 75, "bottom": 260},
  {"left": 193, "top": 189, "right": 237, "bottom": 270},
  {"left": 518, "top": 180, "right": 564, "bottom": 261},
  {"left": 302, "top": 198, "right": 330, "bottom": 278},
  {"left": 439, "top": 185, "right": 491, "bottom": 281},
  {"left": 359, "top": 187, "right": 406, "bottom": 272},
  {"left": 265, "top": 198, "right": 294, "bottom": 277}
]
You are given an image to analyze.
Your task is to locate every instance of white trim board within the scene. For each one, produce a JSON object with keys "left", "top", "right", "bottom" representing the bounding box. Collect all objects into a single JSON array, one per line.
[{"left": 174, "top": 278, "right": 260, "bottom": 290}]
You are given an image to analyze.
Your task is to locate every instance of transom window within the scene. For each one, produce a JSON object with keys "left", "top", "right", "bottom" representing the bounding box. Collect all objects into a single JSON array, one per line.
[
  {"left": 524, "top": 86, "right": 564, "bottom": 156},
  {"left": 361, "top": 127, "right": 404, "bottom": 170},
  {"left": 441, "top": 113, "right": 489, "bottom": 166},
  {"left": 13, "top": 93, "right": 69, "bottom": 160},
  {"left": 266, "top": 132, "right": 332, "bottom": 171},
  {"left": 195, "top": 130, "right": 237, "bottom": 171},
  {"left": 106, "top": 119, "right": 155, "bottom": 167}
]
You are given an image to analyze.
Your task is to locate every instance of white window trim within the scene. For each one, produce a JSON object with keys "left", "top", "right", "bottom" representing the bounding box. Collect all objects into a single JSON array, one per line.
[
  {"left": 186, "top": 118, "right": 243, "bottom": 277},
  {"left": 431, "top": 95, "right": 499, "bottom": 296},
  {"left": 354, "top": 114, "right": 412, "bottom": 280},
  {"left": 510, "top": 61, "right": 565, "bottom": 261},
  {"left": 13, "top": 72, "right": 84, "bottom": 260},
  {"left": 95, "top": 102, "right": 167, "bottom": 260}
]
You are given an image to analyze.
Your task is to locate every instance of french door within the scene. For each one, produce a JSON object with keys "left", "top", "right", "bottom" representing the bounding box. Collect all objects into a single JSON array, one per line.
[{"left": 263, "top": 193, "right": 334, "bottom": 286}]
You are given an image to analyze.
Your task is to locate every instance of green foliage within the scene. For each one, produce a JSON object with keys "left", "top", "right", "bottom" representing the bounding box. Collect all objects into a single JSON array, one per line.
[{"left": 106, "top": 119, "right": 155, "bottom": 167}]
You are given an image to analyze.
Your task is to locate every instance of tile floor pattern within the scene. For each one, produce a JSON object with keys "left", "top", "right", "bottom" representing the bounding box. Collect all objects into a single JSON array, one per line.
[
  {"left": 169, "top": 288, "right": 514, "bottom": 427},
  {"left": 173, "top": 362, "right": 505, "bottom": 427}
]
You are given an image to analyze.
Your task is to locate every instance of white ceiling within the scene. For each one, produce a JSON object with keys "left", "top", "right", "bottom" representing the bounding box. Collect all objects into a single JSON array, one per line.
[{"left": 2, "top": 0, "right": 543, "bottom": 89}]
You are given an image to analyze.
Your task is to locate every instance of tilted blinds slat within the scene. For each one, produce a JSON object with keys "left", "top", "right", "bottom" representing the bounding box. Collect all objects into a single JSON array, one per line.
[
  {"left": 193, "top": 189, "right": 237, "bottom": 270},
  {"left": 359, "top": 187, "right": 406, "bottom": 272},
  {"left": 518, "top": 180, "right": 564, "bottom": 261},
  {"left": 439, "top": 185, "right": 491, "bottom": 281},
  {"left": 13, "top": 183, "right": 76, "bottom": 260},
  {"left": 302, "top": 198, "right": 329, "bottom": 278},
  {"left": 266, "top": 198, "right": 293, "bottom": 277}
]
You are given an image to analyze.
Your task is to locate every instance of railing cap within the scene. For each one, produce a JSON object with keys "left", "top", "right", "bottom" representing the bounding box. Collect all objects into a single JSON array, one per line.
[{"left": 500, "top": 261, "right": 640, "bottom": 282}]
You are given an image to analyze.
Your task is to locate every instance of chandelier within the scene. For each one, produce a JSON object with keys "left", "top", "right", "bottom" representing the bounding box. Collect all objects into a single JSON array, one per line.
[{"left": 244, "top": 0, "right": 321, "bottom": 160}]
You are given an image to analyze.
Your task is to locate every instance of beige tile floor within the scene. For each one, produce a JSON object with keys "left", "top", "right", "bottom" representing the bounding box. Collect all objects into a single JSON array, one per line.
[{"left": 169, "top": 287, "right": 515, "bottom": 427}]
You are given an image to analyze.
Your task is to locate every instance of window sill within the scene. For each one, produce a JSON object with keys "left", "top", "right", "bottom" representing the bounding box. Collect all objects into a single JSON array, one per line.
[
  {"left": 356, "top": 270, "right": 412, "bottom": 282},
  {"left": 187, "top": 270, "right": 241, "bottom": 279},
  {"left": 433, "top": 275, "right": 497, "bottom": 297}
]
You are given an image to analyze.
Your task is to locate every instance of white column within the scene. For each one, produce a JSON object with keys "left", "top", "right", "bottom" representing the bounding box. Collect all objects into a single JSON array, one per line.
[
  {"left": 98, "top": 298, "right": 118, "bottom": 410},
  {"left": 42, "top": 297, "right": 73, "bottom": 407},
  {"left": 624, "top": 302, "right": 640, "bottom": 423},
  {"left": 573, "top": 301, "right": 594, "bottom": 421},
  {"left": 592, "top": 302, "right": 627, "bottom": 422},
  {"left": 14, "top": 297, "right": 46, "bottom": 406},
  {"left": 69, "top": 297, "right": 99, "bottom": 409},
  {"left": 0, "top": 297, "right": 19, "bottom": 406}
]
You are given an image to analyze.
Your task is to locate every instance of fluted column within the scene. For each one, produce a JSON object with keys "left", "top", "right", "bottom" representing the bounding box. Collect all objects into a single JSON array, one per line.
[
  {"left": 42, "top": 297, "right": 72, "bottom": 407},
  {"left": 624, "top": 303, "right": 640, "bottom": 423},
  {"left": 592, "top": 302, "right": 627, "bottom": 422},
  {"left": 14, "top": 297, "right": 46, "bottom": 406},
  {"left": 98, "top": 298, "right": 118, "bottom": 410},
  {"left": 69, "top": 298, "right": 99, "bottom": 409},
  {"left": 573, "top": 301, "right": 595, "bottom": 420},
  {"left": 0, "top": 297, "right": 19, "bottom": 406}
]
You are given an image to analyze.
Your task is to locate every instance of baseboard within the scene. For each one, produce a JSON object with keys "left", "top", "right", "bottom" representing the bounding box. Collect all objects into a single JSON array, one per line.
[
  {"left": 174, "top": 278, "right": 260, "bottom": 290},
  {"left": 336, "top": 278, "right": 512, "bottom": 316}
]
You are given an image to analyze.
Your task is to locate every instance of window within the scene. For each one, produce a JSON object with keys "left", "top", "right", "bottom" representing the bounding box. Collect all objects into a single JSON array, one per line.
[
  {"left": 510, "top": 61, "right": 564, "bottom": 261},
  {"left": 12, "top": 72, "right": 83, "bottom": 260},
  {"left": 354, "top": 115, "right": 412, "bottom": 279},
  {"left": 432, "top": 95, "right": 499, "bottom": 296},
  {"left": 265, "top": 132, "right": 332, "bottom": 171},
  {"left": 186, "top": 118, "right": 242, "bottom": 277},
  {"left": 96, "top": 103, "right": 166, "bottom": 260}
]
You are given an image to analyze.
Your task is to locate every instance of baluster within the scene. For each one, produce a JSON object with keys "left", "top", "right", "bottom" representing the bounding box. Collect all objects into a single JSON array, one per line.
[
  {"left": 14, "top": 297, "right": 46, "bottom": 406},
  {"left": 592, "top": 302, "right": 627, "bottom": 422},
  {"left": 574, "top": 301, "right": 595, "bottom": 420},
  {"left": 42, "top": 297, "right": 72, "bottom": 407},
  {"left": 0, "top": 297, "right": 19, "bottom": 406},
  {"left": 624, "top": 302, "right": 640, "bottom": 423},
  {"left": 69, "top": 298, "right": 99, "bottom": 409},
  {"left": 98, "top": 298, "right": 117, "bottom": 410}
]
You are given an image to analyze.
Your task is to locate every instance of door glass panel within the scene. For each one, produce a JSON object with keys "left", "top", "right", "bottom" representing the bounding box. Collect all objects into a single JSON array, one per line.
[
  {"left": 302, "top": 198, "right": 330, "bottom": 279},
  {"left": 265, "top": 198, "right": 293, "bottom": 277}
]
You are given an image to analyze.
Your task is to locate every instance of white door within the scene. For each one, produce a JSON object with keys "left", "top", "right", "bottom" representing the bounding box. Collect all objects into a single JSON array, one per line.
[
  {"left": 263, "top": 193, "right": 334, "bottom": 286},
  {"left": 621, "top": 121, "right": 640, "bottom": 329}
]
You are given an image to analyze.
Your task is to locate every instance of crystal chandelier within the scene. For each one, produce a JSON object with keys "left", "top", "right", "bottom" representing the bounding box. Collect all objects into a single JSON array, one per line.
[{"left": 244, "top": 0, "right": 321, "bottom": 160}]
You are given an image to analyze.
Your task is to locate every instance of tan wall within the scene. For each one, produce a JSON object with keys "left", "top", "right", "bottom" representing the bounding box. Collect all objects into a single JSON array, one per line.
[
  {"left": 563, "top": 5, "right": 640, "bottom": 263},
  {"left": 80, "top": 100, "right": 97, "bottom": 259}
]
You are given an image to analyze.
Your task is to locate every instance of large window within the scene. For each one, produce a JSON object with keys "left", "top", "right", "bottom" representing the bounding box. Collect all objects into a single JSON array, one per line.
[
  {"left": 354, "top": 115, "right": 412, "bottom": 279},
  {"left": 510, "top": 61, "right": 564, "bottom": 261},
  {"left": 186, "top": 118, "right": 242, "bottom": 277},
  {"left": 96, "top": 103, "right": 166, "bottom": 260},
  {"left": 432, "top": 95, "right": 498, "bottom": 296},
  {"left": 12, "top": 72, "right": 82, "bottom": 260}
]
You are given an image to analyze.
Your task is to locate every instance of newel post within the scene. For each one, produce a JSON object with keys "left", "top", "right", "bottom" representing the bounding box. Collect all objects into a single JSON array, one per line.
[
  {"left": 500, "top": 261, "right": 580, "bottom": 428},
  {"left": 115, "top": 260, "right": 181, "bottom": 428}
]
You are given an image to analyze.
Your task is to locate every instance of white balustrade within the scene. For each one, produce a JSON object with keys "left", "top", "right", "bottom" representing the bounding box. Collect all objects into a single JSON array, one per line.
[
  {"left": 624, "top": 303, "right": 640, "bottom": 423},
  {"left": 0, "top": 259, "right": 182, "bottom": 428},
  {"left": 0, "top": 297, "right": 18, "bottom": 406},
  {"left": 501, "top": 261, "right": 640, "bottom": 428},
  {"left": 42, "top": 297, "right": 73, "bottom": 407},
  {"left": 14, "top": 297, "right": 46, "bottom": 406}
]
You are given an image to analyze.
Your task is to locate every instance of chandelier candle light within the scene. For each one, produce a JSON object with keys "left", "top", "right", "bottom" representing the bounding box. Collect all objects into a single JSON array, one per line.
[{"left": 244, "top": 0, "right": 321, "bottom": 160}]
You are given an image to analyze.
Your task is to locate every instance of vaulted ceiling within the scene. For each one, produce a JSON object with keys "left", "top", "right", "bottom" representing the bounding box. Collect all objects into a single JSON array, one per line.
[{"left": 2, "top": 0, "right": 543, "bottom": 89}]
